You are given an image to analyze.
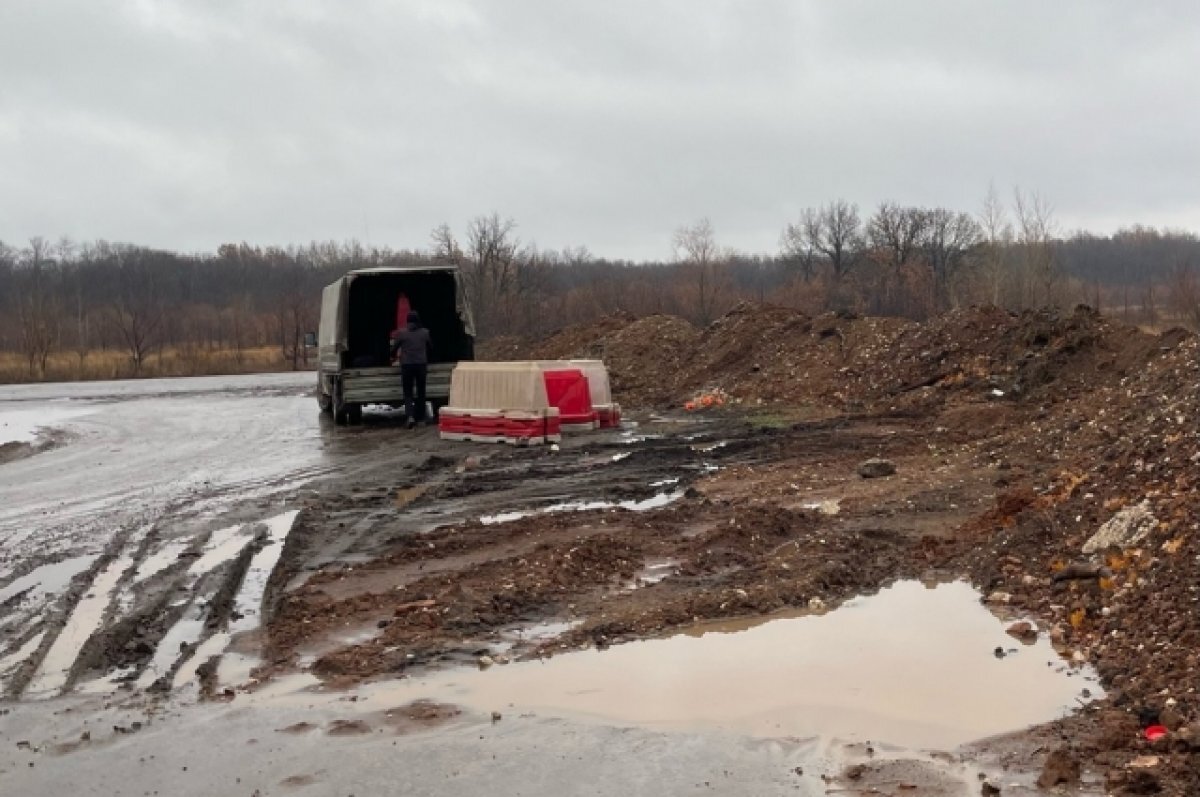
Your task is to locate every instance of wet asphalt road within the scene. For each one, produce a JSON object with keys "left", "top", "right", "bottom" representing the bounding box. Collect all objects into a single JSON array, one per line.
[{"left": 1, "top": 373, "right": 325, "bottom": 555}]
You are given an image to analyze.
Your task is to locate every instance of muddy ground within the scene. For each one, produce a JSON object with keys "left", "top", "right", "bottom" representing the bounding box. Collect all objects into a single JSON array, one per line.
[{"left": 2, "top": 304, "right": 1198, "bottom": 795}]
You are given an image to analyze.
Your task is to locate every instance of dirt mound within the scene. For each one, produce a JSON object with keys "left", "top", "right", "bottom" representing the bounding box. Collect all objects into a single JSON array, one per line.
[
  {"left": 856, "top": 305, "right": 1161, "bottom": 409},
  {"left": 490, "top": 303, "right": 1161, "bottom": 414},
  {"left": 928, "top": 330, "right": 1199, "bottom": 793}
]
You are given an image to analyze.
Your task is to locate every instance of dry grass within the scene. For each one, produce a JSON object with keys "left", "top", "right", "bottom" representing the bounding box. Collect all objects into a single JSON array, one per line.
[{"left": 0, "top": 346, "right": 312, "bottom": 384}]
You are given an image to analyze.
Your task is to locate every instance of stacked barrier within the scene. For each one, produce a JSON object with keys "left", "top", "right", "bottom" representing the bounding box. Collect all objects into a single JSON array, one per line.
[
  {"left": 439, "top": 360, "right": 621, "bottom": 444},
  {"left": 567, "top": 359, "right": 622, "bottom": 429},
  {"left": 438, "top": 362, "right": 561, "bottom": 445},
  {"left": 543, "top": 368, "right": 598, "bottom": 430}
]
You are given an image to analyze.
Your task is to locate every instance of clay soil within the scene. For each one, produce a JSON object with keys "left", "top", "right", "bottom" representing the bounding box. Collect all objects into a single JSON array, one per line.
[{"left": 269, "top": 303, "right": 1198, "bottom": 795}]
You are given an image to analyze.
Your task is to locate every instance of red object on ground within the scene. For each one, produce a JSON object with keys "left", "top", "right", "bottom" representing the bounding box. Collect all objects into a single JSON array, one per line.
[
  {"left": 395, "top": 293, "right": 411, "bottom": 331},
  {"left": 543, "top": 369, "right": 597, "bottom": 429},
  {"left": 1144, "top": 725, "right": 1168, "bottom": 741}
]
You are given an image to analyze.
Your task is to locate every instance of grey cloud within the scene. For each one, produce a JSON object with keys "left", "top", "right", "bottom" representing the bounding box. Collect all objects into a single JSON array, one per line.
[{"left": 1, "top": 0, "right": 1197, "bottom": 259}]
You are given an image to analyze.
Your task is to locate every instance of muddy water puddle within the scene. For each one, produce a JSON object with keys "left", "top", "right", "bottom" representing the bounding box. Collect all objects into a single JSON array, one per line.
[
  {"left": 187, "top": 522, "right": 257, "bottom": 575},
  {"left": 480, "top": 490, "right": 686, "bottom": 525},
  {"left": 25, "top": 554, "right": 134, "bottom": 698},
  {"left": 350, "top": 581, "right": 1099, "bottom": 750},
  {"left": 0, "top": 553, "right": 99, "bottom": 604}
]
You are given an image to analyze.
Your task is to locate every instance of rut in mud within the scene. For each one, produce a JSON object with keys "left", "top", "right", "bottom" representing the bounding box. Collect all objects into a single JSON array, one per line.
[{"left": 263, "top": 415, "right": 994, "bottom": 684}]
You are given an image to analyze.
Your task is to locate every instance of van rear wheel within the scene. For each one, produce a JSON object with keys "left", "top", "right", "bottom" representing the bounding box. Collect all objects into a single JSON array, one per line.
[{"left": 333, "top": 381, "right": 351, "bottom": 425}]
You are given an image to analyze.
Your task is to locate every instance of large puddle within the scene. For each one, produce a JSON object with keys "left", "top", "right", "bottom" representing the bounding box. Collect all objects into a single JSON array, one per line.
[{"left": 354, "top": 581, "right": 1099, "bottom": 750}]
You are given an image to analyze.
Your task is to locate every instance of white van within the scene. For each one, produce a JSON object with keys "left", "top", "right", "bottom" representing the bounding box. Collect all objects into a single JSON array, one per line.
[{"left": 315, "top": 265, "right": 475, "bottom": 424}]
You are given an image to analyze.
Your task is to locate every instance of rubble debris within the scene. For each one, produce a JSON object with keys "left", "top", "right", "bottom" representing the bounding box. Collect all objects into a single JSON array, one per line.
[
  {"left": 1083, "top": 501, "right": 1158, "bottom": 554},
  {"left": 857, "top": 458, "right": 896, "bottom": 479}
]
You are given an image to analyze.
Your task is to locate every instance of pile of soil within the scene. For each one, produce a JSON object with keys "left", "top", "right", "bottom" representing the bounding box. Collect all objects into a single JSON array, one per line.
[
  {"left": 926, "top": 331, "right": 1200, "bottom": 794},
  {"left": 488, "top": 303, "right": 1162, "bottom": 413}
]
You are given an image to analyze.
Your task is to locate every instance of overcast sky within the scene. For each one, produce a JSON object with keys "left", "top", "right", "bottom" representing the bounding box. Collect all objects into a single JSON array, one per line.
[{"left": 2, "top": 1, "right": 1197, "bottom": 261}]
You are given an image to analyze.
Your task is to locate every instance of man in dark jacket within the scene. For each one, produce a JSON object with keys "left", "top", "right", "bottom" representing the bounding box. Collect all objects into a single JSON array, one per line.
[{"left": 390, "top": 311, "right": 433, "bottom": 428}]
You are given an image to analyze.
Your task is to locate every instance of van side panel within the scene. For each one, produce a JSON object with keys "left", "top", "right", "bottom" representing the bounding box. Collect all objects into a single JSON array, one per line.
[{"left": 318, "top": 280, "right": 347, "bottom": 371}]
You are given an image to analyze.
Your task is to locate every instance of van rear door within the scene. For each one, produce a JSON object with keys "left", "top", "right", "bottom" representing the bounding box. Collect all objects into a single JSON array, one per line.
[{"left": 318, "top": 279, "right": 348, "bottom": 369}]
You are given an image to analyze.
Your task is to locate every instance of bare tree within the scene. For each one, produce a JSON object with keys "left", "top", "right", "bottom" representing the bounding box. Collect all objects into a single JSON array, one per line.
[
  {"left": 673, "top": 217, "right": 722, "bottom": 325},
  {"left": 16, "top": 237, "right": 59, "bottom": 378},
  {"left": 796, "top": 200, "right": 863, "bottom": 284},
  {"left": 866, "top": 203, "right": 930, "bottom": 314},
  {"left": 460, "top": 214, "right": 520, "bottom": 335},
  {"left": 779, "top": 217, "right": 817, "bottom": 283},
  {"left": 1014, "top": 188, "right": 1059, "bottom": 307},
  {"left": 977, "top": 184, "right": 1014, "bottom": 305},
  {"left": 1167, "top": 261, "right": 1200, "bottom": 330},
  {"left": 106, "top": 246, "right": 165, "bottom": 375},
  {"left": 430, "top": 223, "right": 462, "bottom": 263},
  {"left": 923, "top": 208, "right": 983, "bottom": 310},
  {"left": 868, "top": 203, "right": 928, "bottom": 272}
]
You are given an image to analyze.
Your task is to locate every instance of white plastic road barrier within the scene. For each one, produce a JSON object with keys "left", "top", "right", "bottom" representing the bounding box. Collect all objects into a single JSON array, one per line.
[{"left": 439, "top": 362, "right": 561, "bottom": 444}]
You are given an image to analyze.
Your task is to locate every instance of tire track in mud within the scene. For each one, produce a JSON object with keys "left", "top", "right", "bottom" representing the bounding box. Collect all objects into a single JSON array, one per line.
[
  {"left": 5, "top": 525, "right": 141, "bottom": 698},
  {"left": 1, "top": 506, "right": 306, "bottom": 700}
]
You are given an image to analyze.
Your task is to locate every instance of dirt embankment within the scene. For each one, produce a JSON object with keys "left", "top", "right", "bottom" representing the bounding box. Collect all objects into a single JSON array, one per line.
[
  {"left": 299, "top": 304, "right": 1196, "bottom": 794},
  {"left": 483, "top": 302, "right": 1166, "bottom": 414}
]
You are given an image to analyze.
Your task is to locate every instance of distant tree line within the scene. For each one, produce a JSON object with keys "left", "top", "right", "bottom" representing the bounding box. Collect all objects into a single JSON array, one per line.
[{"left": 2, "top": 191, "right": 1199, "bottom": 381}]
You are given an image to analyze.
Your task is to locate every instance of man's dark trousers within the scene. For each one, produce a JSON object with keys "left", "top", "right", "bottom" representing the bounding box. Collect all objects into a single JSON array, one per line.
[{"left": 401, "top": 364, "right": 428, "bottom": 422}]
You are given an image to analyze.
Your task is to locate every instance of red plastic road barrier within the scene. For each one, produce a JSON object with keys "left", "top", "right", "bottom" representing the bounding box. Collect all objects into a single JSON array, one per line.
[
  {"left": 595, "top": 405, "right": 621, "bottom": 429},
  {"left": 543, "top": 369, "right": 596, "bottom": 429},
  {"left": 438, "top": 409, "right": 561, "bottom": 445}
]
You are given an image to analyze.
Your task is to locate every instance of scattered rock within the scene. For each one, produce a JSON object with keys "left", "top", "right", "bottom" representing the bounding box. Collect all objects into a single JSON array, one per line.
[
  {"left": 1005, "top": 621, "right": 1038, "bottom": 644},
  {"left": 1158, "top": 706, "right": 1185, "bottom": 731},
  {"left": 857, "top": 458, "right": 896, "bottom": 479},
  {"left": 981, "top": 781, "right": 1001, "bottom": 796},
  {"left": 477, "top": 655, "right": 495, "bottom": 669},
  {"left": 1121, "top": 770, "right": 1164, "bottom": 794},
  {"left": 844, "top": 763, "right": 867, "bottom": 780},
  {"left": 1037, "top": 748, "right": 1081, "bottom": 788},
  {"left": 1052, "top": 561, "right": 1111, "bottom": 582},
  {"left": 491, "top": 711, "right": 502, "bottom": 723},
  {"left": 1083, "top": 500, "right": 1157, "bottom": 554}
]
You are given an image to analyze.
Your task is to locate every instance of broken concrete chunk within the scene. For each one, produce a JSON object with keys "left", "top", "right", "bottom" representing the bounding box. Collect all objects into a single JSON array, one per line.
[
  {"left": 1083, "top": 500, "right": 1157, "bottom": 554},
  {"left": 857, "top": 458, "right": 896, "bottom": 479}
]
